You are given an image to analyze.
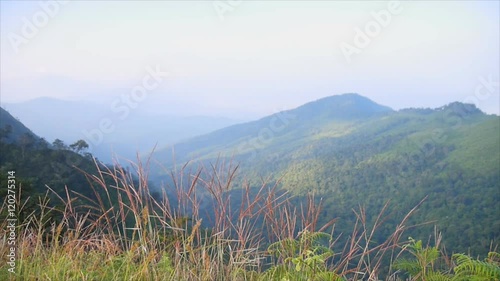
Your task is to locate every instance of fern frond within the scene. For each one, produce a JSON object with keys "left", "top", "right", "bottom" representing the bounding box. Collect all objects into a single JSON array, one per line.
[
  {"left": 426, "top": 271, "right": 452, "bottom": 281},
  {"left": 268, "top": 238, "right": 299, "bottom": 258},
  {"left": 393, "top": 257, "right": 421, "bottom": 276},
  {"left": 423, "top": 246, "right": 440, "bottom": 265},
  {"left": 260, "top": 264, "right": 292, "bottom": 280},
  {"left": 453, "top": 253, "right": 500, "bottom": 280},
  {"left": 487, "top": 252, "right": 500, "bottom": 265},
  {"left": 305, "top": 231, "right": 331, "bottom": 242}
]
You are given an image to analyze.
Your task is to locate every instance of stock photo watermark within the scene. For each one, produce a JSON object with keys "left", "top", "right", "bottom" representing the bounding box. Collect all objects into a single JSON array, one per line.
[
  {"left": 398, "top": 73, "right": 499, "bottom": 178},
  {"left": 191, "top": 107, "right": 295, "bottom": 211},
  {"left": 82, "top": 65, "right": 169, "bottom": 148},
  {"left": 236, "top": 108, "right": 296, "bottom": 162},
  {"left": 213, "top": 0, "right": 242, "bottom": 21},
  {"left": 5, "top": 171, "right": 17, "bottom": 274},
  {"left": 340, "top": 1, "right": 403, "bottom": 63},
  {"left": 8, "top": 0, "right": 69, "bottom": 54},
  {"left": 444, "top": 74, "right": 499, "bottom": 131},
  {"left": 463, "top": 74, "right": 499, "bottom": 110}
]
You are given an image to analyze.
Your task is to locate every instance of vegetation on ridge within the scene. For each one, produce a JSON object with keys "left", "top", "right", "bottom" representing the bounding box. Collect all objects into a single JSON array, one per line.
[
  {"left": 0, "top": 95, "right": 499, "bottom": 280},
  {"left": 1, "top": 158, "right": 498, "bottom": 280},
  {"left": 150, "top": 96, "right": 500, "bottom": 256}
]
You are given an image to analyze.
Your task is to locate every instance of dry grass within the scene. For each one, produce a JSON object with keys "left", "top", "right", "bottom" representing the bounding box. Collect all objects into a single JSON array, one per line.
[{"left": 0, "top": 156, "right": 424, "bottom": 280}]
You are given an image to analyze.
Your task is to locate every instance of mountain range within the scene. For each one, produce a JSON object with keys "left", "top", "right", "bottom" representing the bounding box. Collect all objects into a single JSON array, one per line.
[
  {"left": 152, "top": 93, "right": 498, "bottom": 176},
  {"left": 1, "top": 93, "right": 498, "bottom": 256},
  {"left": 149, "top": 93, "right": 500, "bottom": 255},
  {"left": 2, "top": 97, "right": 241, "bottom": 163},
  {"left": 0, "top": 106, "right": 39, "bottom": 144}
]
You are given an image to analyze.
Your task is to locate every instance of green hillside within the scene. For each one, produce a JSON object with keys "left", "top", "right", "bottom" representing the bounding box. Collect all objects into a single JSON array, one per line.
[
  {"left": 151, "top": 94, "right": 500, "bottom": 256},
  {"left": 0, "top": 107, "right": 103, "bottom": 218},
  {"left": 1, "top": 100, "right": 499, "bottom": 280},
  {"left": 0, "top": 107, "right": 40, "bottom": 144}
]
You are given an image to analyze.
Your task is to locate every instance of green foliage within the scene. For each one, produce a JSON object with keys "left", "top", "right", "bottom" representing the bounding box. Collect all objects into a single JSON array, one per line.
[
  {"left": 0, "top": 147, "right": 497, "bottom": 280},
  {"left": 452, "top": 252, "right": 500, "bottom": 280},
  {"left": 393, "top": 238, "right": 447, "bottom": 280},
  {"left": 265, "top": 230, "right": 343, "bottom": 280},
  {"left": 1, "top": 100, "right": 499, "bottom": 280},
  {"left": 394, "top": 238, "right": 500, "bottom": 281},
  {"left": 0, "top": 107, "right": 38, "bottom": 143},
  {"left": 0, "top": 124, "right": 12, "bottom": 140},
  {"left": 69, "top": 139, "right": 89, "bottom": 154},
  {"left": 150, "top": 100, "right": 500, "bottom": 257},
  {"left": 52, "top": 138, "right": 66, "bottom": 150}
]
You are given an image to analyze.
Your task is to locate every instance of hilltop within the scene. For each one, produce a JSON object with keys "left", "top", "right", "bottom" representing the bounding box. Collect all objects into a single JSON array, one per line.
[{"left": 150, "top": 93, "right": 500, "bottom": 255}]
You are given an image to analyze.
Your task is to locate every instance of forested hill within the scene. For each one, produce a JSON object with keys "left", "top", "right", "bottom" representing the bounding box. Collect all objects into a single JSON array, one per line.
[
  {"left": 152, "top": 93, "right": 394, "bottom": 164},
  {"left": 0, "top": 107, "right": 40, "bottom": 144},
  {"left": 0, "top": 107, "right": 100, "bottom": 209},
  {"left": 150, "top": 94, "right": 500, "bottom": 256}
]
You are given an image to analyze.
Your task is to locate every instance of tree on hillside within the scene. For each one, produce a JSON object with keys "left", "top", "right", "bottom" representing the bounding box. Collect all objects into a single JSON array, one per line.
[
  {"left": 19, "top": 133, "right": 37, "bottom": 159},
  {"left": 0, "top": 125, "right": 12, "bottom": 141},
  {"left": 53, "top": 139, "right": 66, "bottom": 150},
  {"left": 37, "top": 138, "right": 49, "bottom": 149},
  {"left": 69, "top": 139, "right": 89, "bottom": 154}
]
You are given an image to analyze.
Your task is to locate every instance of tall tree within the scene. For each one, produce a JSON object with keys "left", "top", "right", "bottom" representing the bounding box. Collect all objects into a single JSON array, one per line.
[
  {"left": 53, "top": 139, "right": 66, "bottom": 150},
  {"left": 69, "top": 139, "right": 89, "bottom": 154},
  {"left": 0, "top": 124, "right": 12, "bottom": 141},
  {"left": 19, "top": 133, "right": 36, "bottom": 159}
]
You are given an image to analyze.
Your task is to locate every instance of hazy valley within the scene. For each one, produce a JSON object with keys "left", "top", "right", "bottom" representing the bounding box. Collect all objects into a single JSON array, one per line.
[
  {"left": 1, "top": 94, "right": 499, "bottom": 278},
  {"left": 1, "top": 1, "right": 499, "bottom": 279}
]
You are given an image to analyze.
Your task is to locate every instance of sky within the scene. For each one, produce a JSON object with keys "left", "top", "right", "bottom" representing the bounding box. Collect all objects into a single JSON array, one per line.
[{"left": 1, "top": 0, "right": 499, "bottom": 118}]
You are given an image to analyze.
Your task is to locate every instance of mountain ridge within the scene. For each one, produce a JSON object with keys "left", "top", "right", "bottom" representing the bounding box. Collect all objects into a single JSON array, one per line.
[
  {"left": 148, "top": 93, "right": 499, "bottom": 256},
  {"left": 1, "top": 93, "right": 498, "bottom": 256},
  {"left": 153, "top": 93, "right": 490, "bottom": 167},
  {"left": 2, "top": 98, "right": 242, "bottom": 163},
  {"left": 0, "top": 107, "right": 41, "bottom": 144}
]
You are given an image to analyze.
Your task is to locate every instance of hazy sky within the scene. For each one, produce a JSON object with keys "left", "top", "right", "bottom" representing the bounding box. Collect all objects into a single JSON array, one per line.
[{"left": 1, "top": 0, "right": 499, "bottom": 117}]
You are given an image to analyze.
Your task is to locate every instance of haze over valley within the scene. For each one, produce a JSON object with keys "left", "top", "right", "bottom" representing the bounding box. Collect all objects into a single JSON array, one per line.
[{"left": 0, "top": 1, "right": 499, "bottom": 280}]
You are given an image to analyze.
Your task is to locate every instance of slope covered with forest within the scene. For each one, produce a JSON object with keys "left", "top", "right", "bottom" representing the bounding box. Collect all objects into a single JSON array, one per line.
[
  {"left": 1, "top": 99, "right": 499, "bottom": 280},
  {"left": 151, "top": 94, "right": 500, "bottom": 256},
  {"left": 0, "top": 107, "right": 102, "bottom": 213}
]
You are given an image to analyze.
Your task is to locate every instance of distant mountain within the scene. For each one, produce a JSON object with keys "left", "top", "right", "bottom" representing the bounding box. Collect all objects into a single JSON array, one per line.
[
  {"left": 153, "top": 93, "right": 394, "bottom": 164},
  {"left": 0, "top": 106, "right": 101, "bottom": 211},
  {"left": 150, "top": 93, "right": 500, "bottom": 256},
  {"left": 290, "top": 93, "right": 393, "bottom": 120},
  {"left": 2, "top": 97, "right": 113, "bottom": 144},
  {"left": 3, "top": 97, "right": 242, "bottom": 162}
]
